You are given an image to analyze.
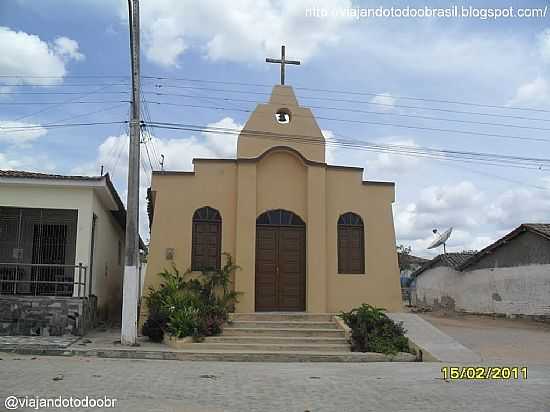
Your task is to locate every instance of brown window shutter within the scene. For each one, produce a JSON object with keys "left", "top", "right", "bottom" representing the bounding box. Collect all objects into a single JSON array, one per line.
[
  {"left": 191, "top": 207, "right": 222, "bottom": 271},
  {"left": 337, "top": 213, "right": 365, "bottom": 274}
]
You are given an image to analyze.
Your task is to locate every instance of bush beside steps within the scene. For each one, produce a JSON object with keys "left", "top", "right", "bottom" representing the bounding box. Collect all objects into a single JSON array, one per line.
[
  {"left": 142, "top": 253, "right": 240, "bottom": 343},
  {"left": 340, "top": 303, "right": 414, "bottom": 355}
]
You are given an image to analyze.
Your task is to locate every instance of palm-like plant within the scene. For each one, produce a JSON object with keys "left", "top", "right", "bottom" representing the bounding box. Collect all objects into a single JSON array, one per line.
[{"left": 142, "top": 253, "right": 241, "bottom": 341}]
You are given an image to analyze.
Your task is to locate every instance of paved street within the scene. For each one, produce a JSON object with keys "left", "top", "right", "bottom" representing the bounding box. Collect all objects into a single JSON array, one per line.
[
  {"left": 0, "top": 353, "right": 549, "bottom": 412},
  {"left": 421, "top": 313, "right": 550, "bottom": 365}
]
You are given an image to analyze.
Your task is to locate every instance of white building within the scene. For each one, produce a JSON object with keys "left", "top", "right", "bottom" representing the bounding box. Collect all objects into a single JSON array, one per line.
[
  {"left": 0, "top": 170, "right": 144, "bottom": 336},
  {"left": 412, "top": 224, "right": 550, "bottom": 319}
]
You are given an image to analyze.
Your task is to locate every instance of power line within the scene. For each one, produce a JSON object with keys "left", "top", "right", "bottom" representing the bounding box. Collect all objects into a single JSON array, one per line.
[
  {"left": 143, "top": 75, "right": 550, "bottom": 114},
  {"left": 11, "top": 84, "right": 128, "bottom": 122},
  {"left": 0, "top": 121, "right": 127, "bottom": 131},
  {"left": 4, "top": 73, "right": 549, "bottom": 114},
  {"left": 0, "top": 74, "right": 128, "bottom": 79},
  {"left": 148, "top": 84, "right": 550, "bottom": 122},
  {"left": 143, "top": 89, "right": 550, "bottom": 132},
  {"left": 105, "top": 113, "right": 130, "bottom": 176},
  {"left": 143, "top": 121, "right": 550, "bottom": 170},
  {"left": 147, "top": 126, "right": 541, "bottom": 170},
  {"left": 52, "top": 103, "right": 129, "bottom": 124},
  {"left": 140, "top": 92, "right": 162, "bottom": 169},
  {"left": 434, "top": 159, "right": 550, "bottom": 192},
  {"left": 111, "top": 130, "right": 129, "bottom": 178},
  {"left": 0, "top": 82, "right": 129, "bottom": 88},
  {"left": 0, "top": 91, "right": 128, "bottom": 95},
  {"left": 142, "top": 139, "right": 156, "bottom": 173},
  {"left": 0, "top": 100, "right": 130, "bottom": 105},
  {"left": 142, "top": 99, "right": 550, "bottom": 144}
]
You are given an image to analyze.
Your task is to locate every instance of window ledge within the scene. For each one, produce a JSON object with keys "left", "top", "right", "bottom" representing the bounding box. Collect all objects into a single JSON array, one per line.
[{"left": 337, "top": 272, "right": 367, "bottom": 276}]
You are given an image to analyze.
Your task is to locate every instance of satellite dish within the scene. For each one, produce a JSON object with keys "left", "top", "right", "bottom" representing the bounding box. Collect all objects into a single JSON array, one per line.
[{"left": 427, "top": 227, "right": 453, "bottom": 253}]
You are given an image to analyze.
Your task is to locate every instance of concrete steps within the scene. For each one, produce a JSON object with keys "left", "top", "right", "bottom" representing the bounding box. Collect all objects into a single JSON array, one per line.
[
  {"left": 222, "top": 327, "right": 344, "bottom": 337},
  {"left": 125, "top": 312, "right": 411, "bottom": 362},
  {"left": 177, "top": 342, "right": 350, "bottom": 352},
  {"left": 227, "top": 320, "right": 339, "bottom": 329},
  {"left": 184, "top": 313, "right": 354, "bottom": 359},
  {"left": 205, "top": 335, "right": 346, "bottom": 345},
  {"left": 2, "top": 314, "right": 416, "bottom": 362},
  {"left": 229, "top": 313, "right": 334, "bottom": 322}
]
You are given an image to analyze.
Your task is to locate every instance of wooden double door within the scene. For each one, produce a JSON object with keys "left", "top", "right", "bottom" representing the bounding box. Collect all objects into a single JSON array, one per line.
[{"left": 255, "top": 225, "right": 306, "bottom": 312}]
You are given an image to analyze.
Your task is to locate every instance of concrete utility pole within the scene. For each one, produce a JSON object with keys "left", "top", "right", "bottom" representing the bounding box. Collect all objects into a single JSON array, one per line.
[{"left": 121, "top": 0, "right": 140, "bottom": 346}]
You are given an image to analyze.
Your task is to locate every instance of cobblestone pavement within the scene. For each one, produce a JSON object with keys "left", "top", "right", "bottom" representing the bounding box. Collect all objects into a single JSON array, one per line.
[
  {"left": 0, "top": 335, "right": 79, "bottom": 349},
  {"left": 0, "top": 353, "right": 549, "bottom": 412}
]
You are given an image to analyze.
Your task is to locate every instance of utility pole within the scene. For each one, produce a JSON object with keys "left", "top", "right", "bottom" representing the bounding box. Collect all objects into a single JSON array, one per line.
[{"left": 121, "top": 0, "right": 140, "bottom": 346}]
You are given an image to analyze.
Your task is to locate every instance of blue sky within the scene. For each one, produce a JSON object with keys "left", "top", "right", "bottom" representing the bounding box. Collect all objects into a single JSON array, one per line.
[{"left": 1, "top": 0, "right": 550, "bottom": 256}]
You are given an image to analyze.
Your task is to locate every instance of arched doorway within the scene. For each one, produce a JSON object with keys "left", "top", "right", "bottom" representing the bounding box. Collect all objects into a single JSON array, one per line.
[{"left": 255, "top": 209, "right": 306, "bottom": 312}]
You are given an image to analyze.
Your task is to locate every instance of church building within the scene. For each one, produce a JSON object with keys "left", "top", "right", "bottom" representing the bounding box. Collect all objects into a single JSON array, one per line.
[{"left": 143, "top": 51, "right": 402, "bottom": 314}]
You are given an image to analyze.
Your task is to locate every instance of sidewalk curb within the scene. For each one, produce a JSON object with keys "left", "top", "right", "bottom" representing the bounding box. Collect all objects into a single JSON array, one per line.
[{"left": 0, "top": 346, "right": 417, "bottom": 362}]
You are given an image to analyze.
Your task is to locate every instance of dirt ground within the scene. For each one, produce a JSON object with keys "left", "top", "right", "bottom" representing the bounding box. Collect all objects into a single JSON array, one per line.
[{"left": 419, "top": 311, "right": 550, "bottom": 365}]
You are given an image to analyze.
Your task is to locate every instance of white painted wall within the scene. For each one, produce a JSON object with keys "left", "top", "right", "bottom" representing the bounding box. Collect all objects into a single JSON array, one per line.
[
  {"left": 415, "top": 265, "right": 550, "bottom": 317},
  {"left": 415, "top": 266, "right": 458, "bottom": 308},
  {"left": 90, "top": 191, "right": 125, "bottom": 319},
  {"left": 0, "top": 185, "right": 94, "bottom": 279},
  {"left": 0, "top": 184, "right": 125, "bottom": 318}
]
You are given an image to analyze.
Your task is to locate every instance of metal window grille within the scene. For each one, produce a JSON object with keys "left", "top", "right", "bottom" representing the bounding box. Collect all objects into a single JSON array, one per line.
[{"left": 0, "top": 207, "right": 85, "bottom": 296}]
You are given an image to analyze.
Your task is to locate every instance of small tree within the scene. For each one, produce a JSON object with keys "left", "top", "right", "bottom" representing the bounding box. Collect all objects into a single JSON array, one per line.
[{"left": 396, "top": 244, "right": 413, "bottom": 272}]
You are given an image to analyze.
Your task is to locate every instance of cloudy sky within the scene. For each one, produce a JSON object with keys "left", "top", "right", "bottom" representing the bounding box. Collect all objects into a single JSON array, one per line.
[{"left": 1, "top": 0, "right": 549, "bottom": 257}]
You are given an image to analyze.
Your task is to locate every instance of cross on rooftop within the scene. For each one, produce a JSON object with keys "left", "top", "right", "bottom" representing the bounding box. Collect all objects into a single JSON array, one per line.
[{"left": 265, "top": 45, "right": 301, "bottom": 85}]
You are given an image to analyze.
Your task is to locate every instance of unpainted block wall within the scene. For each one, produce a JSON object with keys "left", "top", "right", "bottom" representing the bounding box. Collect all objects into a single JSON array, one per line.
[
  {"left": 0, "top": 296, "right": 97, "bottom": 336},
  {"left": 415, "top": 264, "right": 550, "bottom": 317}
]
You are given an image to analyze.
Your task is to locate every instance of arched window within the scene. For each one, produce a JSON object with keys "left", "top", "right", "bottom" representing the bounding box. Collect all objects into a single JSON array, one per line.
[
  {"left": 337, "top": 212, "right": 365, "bottom": 274},
  {"left": 256, "top": 209, "right": 305, "bottom": 226},
  {"left": 191, "top": 206, "right": 221, "bottom": 271}
]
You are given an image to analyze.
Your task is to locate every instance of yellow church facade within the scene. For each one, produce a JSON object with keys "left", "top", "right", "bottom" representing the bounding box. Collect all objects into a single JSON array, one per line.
[{"left": 143, "top": 85, "right": 402, "bottom": 313}]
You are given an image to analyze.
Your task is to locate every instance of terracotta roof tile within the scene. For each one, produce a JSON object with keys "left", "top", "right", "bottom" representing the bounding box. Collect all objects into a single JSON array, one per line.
[
  {"left": 0, "top": 170, "right": 101, "bottom": 180},
  {"left": 411, "top": 252, "right": 476, "bottom": 278}
]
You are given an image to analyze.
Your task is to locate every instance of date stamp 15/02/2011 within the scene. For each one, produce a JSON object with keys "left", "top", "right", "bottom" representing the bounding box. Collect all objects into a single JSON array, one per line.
[{"left": 441, "top": 366, "right": 528, "bottom": 380}]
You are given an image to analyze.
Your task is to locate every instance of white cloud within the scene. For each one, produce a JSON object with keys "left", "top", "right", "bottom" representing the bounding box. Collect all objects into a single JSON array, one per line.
[
  {"left": 394, "top": 180, "right": 486, "bottom": 248},
  {"left": 349, "top": 22, "right": 532, "bottom": 89},
  {"left": 538, "top": 28, "right": 550, "bottom": 63},
  {"left": 53, "top": 37, "right": 85, "bottom": 62},
  {"left": 121, "top": 0, "right": 352, "bottom": 67},
  {"left": 395, "top": 178, "right": 550, "bottom": 257},
  {"left": 0, "top": 26, "right": 84, "bottom": 86},
  {"left": 508, "top": 76, "right": 550, "bottom": 107},
  {"left": 143, "top": 17, "right": 187, "bottom": 67},
  {"left": 0, "top": 150, "right": 55, "bottom": 172},
  {"left": 0, "top": 121, "right": 47, "bottom": 146},
  {"left": 325, "top": 133, "right": 420, "bottom": 177},
  {"left": 367, "top": 138, "right": 419, "bottom": 175},
  {"left": 417, "top": 181, "right": 483, "bottom": 213},
  {"left": 72, "top": 117, "right": 243, "bottom": 237},
  {"left": 322, "top": 129, "right": 337, "bottom": 164},
  {"left": 0, "top": 152, "right": 22, "bottom": 170},
  {"left": 369, "top": 92, "right": 395, "bottom": 111},
  {"left": 485, "top": 185, "right": 550, "bottom": 229}
]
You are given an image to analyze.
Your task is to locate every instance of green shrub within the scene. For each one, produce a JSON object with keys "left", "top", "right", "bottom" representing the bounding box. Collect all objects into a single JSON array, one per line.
[
  {"left": 141, "top": 310, "right": 167, "bottom": 343},
  {"left": 168, "top": 306, "right": 201, "bottom": 338},
  {"left": 340, "top": 303, "right": 410, "bottom": 354},
  {"left": 142, "top": 253, "right": 240, "bottom": 342}
]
